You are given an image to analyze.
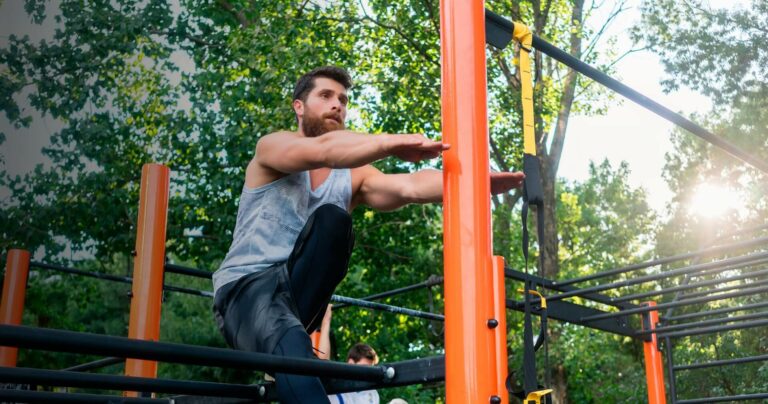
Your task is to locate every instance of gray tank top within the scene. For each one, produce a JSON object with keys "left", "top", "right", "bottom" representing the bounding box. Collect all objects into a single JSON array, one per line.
[{"left": 213, "top": 169, "right": 352, "bottom": 295}]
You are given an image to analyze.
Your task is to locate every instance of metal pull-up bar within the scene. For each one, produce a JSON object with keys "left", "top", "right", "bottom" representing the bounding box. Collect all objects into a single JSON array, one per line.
[{"left": 484, "top": 9, "right": 768, "bottom": 175}]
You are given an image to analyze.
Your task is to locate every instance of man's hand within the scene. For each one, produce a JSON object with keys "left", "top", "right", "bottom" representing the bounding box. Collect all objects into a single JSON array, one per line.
[
  {"left": 490, "top": 171, "right": 525, "bottom": 194},
  {"left": 385, "top": 134, "right": 450, "bottom": 163}
]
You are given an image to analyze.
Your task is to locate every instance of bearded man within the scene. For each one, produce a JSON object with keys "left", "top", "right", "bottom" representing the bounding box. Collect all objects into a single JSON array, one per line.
[{"left": 212, "top": 66, "right": 524, "bottom": 403}]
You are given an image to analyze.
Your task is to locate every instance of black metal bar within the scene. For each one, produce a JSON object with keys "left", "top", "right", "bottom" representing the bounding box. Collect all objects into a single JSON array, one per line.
[
  {"left": 547, "top": 252, "right": 768, "bottom": 303},
  {"left": 658, "top": 318, "right": 768, "bottom": 339},
  {"left": 484, "top": 9, "right": 768, "bottom": 174},
  {"left": 665, "top": 301, "right": 768, "bottom": 322},
  {"left": 613, "top": 266, "right": 768, "bottom": 303},
  {"left": 674, "top": 353, "right": 768, "bottom": 371},
  {"left": 580, "top": 284, "right": 768, "bottom": 322},
  {"left": 555, "top": 237, "right": 768, "bottom": 287},
  {"left": 505, "top": 268, "right": 640, "bottom": 310},
  {"left": 332, "top": 275, "right": 443, "bottom": 309},
  {"left": 164, "top": 263, "right": 213, "bottom": 279},
  {"left": 0, "top": 389, "right": 168, "bottom": 403},
  {"left": 677, "top": 277, "right": 768, "bottom": 300},
  {"left": 330, "top": 295, "right": 444, "bottom": 321},
  {"left": 676, "top": 393, "right": 768, "bottom": 403},
  {"left": 664, "top": 337, "right": 677, "bottom": 403},
  {"left": 62, "top": 356, "right": 123, "bottom": 372},
  {"left": 636, "top": 311, "right": 768, "bottom": 336},
  {"left": 507, "top": 299, "right": 637, "bottom": 337},
  {"left": 0, "top": 367, "right": 264, "bottom": 399},
  {"left": 0, "top": 325, "right": 392, "bottom": 382},
  {"left": 30, "top": 262, "right": 212, "bottom": 298}
]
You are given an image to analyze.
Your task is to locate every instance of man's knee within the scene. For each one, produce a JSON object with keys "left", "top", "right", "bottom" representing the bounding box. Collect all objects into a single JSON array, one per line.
[{"left": 312, "top": 204, "right": 352, "bottom": 230}]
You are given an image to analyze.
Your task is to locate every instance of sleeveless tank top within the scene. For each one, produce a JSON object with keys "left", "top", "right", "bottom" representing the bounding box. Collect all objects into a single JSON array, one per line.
[{"left": 212, "top": 169, "right": 352, "bottom": 295}]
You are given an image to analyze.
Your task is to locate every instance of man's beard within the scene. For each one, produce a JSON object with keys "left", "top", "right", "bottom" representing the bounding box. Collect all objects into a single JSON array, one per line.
[{"left": 301, "top": 109, "right": 345, "bottom": 138}]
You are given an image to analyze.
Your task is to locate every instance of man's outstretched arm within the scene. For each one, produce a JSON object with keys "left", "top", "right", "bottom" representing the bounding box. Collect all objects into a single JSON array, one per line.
[
  {"left": 256, "top": 130, "right": 448, "bottom": 174},
  {"left": 352, "top": 167, "right": 525, "bottom": 211}
]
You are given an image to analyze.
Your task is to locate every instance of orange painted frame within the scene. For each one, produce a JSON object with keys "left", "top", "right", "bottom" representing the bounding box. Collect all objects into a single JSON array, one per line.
[
  {"left": 440, "top": 0, "right": 506, "bottom": 401},
  {"left": 642, "top": 301, "right": 667, "bottom": 404},
  {"left": 125, "top": 164, "right": 170, "bottom": 391},
  {"left": 0, "top": 249, "right": 30, "bottom": 367}
]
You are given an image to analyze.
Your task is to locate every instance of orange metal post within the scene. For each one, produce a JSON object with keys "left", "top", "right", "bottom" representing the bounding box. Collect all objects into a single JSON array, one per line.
[
  {"left": 440, "top": 0, "right": 498, "bottom": 401},
  {"left": 125, "top": 164, "right": 170, "bottom": 388},
  {"left": 310, "top": 330, "right": 321, "bottom": 352},
  {"left": 0, "top": 249, "right": 30, "bottom": 367},
  {"left": 642, "top": 301, "right": 667, "bottom": 404},
  {"left": 492, "top": 255, "right": 509, "bottom": 402}
]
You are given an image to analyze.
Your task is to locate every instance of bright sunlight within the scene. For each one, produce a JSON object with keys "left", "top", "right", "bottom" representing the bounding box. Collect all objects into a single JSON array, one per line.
[{"left": 688, "top": 183, "right": 746, "bottom": 219}]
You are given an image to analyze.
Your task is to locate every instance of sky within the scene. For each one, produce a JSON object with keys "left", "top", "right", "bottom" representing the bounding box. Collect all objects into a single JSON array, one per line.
[{"left": 0, "top": 1, "right": 745, "bottom": 214}]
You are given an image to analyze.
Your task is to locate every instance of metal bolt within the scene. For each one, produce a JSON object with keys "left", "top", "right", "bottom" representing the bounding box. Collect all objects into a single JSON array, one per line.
[
  {"left": 258, "top": 385, "right": 266, "bottom": 397},
  {"left": 131, "top": 250, "right": 137, "bottom": 256},
  {"left": 490, "top": 396, "right": 502, "bottom": 404},
  {"left": 487, "top": 319, "right": 499, "bottom": 329}
]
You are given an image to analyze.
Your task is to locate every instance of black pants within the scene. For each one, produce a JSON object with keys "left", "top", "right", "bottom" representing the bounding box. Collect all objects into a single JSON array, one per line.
[{"left": 215, "top": 204, "right": 354, "bottom": 403}]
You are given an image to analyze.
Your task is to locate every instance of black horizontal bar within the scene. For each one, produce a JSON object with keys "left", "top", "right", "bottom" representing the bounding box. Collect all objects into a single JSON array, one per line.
[
  {"left": 580, "top": 284, "right": 768, "bottom": 322},
  {"left": 30, "top": 262, "right": 213, "bottom": 298},
  {"left": 678, "top": 277, "right": 768, "bottom": 300},
  {"left": 666, "top": 301, "right": 768, "bottom": 322},
  {"left": 613, "top": 266, "right": 768, "bottom": 303},
  {"left": 62, "top": 356, "right": 123, "bottom": 372},
  {"left": 504, "top": 268, "right": 639, "bottom": 310},
  {"left": 164, "top": 263, "right": 213, "bottom": 279},
  {"left": 0, "top": 325, "right": 391, "bottom": 382},
  {"left": 636, "top": 311, "right": 768, "bottom": 336},
  {"left": 506, "top": 299, "right": 637, "bottom": 337},
  {"left": 0, "top": 367, "right": 263, "bottom": 399},
  {"left": 330, "top": 295, "right": 444, "bottom": 321},
  {"left": 555, "top": 236, "right": 768, "bottom": 287},
  {"left": 484, "top": 9, "right": 768, "bottom": 174},
  {"left": 658, "top": 318, "right": 768, "bottom": 339},
  {"left": 677, "top": 392, "right": 768, "bottom": 403},
  {"left": 0, "top": 389, "right": 168, "bottom": 403},
  {"left": 675, "top": 353, "right": 768, "bottom": 372},
  {"left": 333, "top": 275, "right": 443, "bottom": 309},
  {"left": 547, "top": 252, "right": 768, "bottom": 302}
]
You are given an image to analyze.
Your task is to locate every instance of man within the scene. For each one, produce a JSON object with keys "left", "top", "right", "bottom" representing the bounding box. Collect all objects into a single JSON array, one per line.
[
  {"left": 212, "top": 66, "right": 524, "bottom": 403},
  {"left": 328, "top": 343, "right": 381, "bottom": 404}
]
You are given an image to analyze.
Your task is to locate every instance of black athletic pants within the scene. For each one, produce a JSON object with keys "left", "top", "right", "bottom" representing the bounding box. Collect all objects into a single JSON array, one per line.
[{"left": 218, "top": 204, "right": 354, "bottom": 403}]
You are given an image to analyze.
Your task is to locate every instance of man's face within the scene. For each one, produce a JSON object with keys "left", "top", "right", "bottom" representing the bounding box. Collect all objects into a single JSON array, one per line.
[{"left": 295, "top": 77, "right": 348, "bottom": 138}]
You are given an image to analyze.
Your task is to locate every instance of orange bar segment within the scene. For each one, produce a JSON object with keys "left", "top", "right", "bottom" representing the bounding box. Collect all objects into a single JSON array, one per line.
[
  {"left": 440, "top": 0, "right": 497, "bottom": 401},
  {"left": 125, "top": 164, "right": 170, "bottom": 389},
  {"left": 492, "top": 255, "right": 509, "bottom": 403},
  {"left": 0, "top": 249, "right": 30, "bottom": 367},
  {"left": 642, "top": 301, "right": 667, "bottom": 404}
]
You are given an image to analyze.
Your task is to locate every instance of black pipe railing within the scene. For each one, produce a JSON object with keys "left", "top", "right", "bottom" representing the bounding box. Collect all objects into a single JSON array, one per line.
[
  {"left": 0, "top": 325, "right": 393, "bottom": 382},
  {"left": 676, "top": 393, "right": 768, "bottom": 404},
  {"left": 0, "top": 390, "right": 168, "bottom": 403},
  {"left": 635, "top": 311, "right": 768, "bottom": 337},
  {"left": 657, "top": 318, "right": 768, "bottom": 339},
  {"left": 332, "top": 275, "right": 443, "bottom": 309},
  {"left": 546, "top": 252, "right": 768, "bottom": 303},
  {"left": 665, "top": 301, "right": 768, "bottom": 322},
  {"left": 580, "top": 284, "right": 768, "bottom": 322},
  {"left": 674, "top": 353, "right": 768, "bottom": 372},
  {"left": 613, "top": 266, "right": 768, "bottom": 303},
  {"left": 553, "top": 236, "right": 768, "bottom": 287}
]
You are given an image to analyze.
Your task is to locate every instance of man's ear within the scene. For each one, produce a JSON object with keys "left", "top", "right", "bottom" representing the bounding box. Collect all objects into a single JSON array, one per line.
[{"left": 292, "top": 99, "right": 304, "bottom": 118}]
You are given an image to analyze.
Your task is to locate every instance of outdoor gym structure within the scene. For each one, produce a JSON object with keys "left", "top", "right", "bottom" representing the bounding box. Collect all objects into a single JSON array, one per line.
[{"left": 1, "top": 3, "right": 766, "bottom": 403}]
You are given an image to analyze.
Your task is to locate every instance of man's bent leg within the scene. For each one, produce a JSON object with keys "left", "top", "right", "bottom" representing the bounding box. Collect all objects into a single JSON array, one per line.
[
  {"left": 287, "top": 204, "right": 354, "bottom": 331},
  {"left": 273, "top": 326, "right": 330, "bottom": 404}
]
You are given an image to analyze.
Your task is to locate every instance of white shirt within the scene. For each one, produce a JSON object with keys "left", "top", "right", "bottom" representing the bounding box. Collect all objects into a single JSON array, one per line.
[{"left": 328, "top": 389, "right": 380, "bottom": 404}]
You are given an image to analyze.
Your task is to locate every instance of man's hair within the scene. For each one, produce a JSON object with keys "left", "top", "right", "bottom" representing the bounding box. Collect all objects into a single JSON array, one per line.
[
  {"left": 293, "top": 66, "right": 352, "bottom": 102},
  {"left": 346, "top": 343, "right": 378, "bottom": 365}
]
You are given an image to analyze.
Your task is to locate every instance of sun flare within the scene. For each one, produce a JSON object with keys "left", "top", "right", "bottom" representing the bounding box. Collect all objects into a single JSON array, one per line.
[{"left": 688, "top": 183, "right": 745, "bottom": 219}]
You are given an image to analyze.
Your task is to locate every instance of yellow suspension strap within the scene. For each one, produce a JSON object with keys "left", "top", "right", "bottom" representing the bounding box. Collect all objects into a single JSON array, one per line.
[{"left": 513, "top": 21, "right": 552, "bottom": 404}]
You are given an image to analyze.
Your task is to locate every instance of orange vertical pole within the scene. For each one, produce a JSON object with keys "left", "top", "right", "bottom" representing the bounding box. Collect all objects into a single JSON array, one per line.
[
  {"left": 440, "top": 0, "right": 497, "bottom": 402},
  {"left": 492, "top": 255, "right": 509, "bottom": 403},
  {"left": 125, "top": 164, "right": 170, "bottom": 390},
  {"left": 310, "top": 330, "right": 321, "bottom": 352},
  {"left": 0, "top": 249, "right": 30, "bottom": 367},
  {"left": 642, "top": 301, "right": 667, "bottom": 404}
]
